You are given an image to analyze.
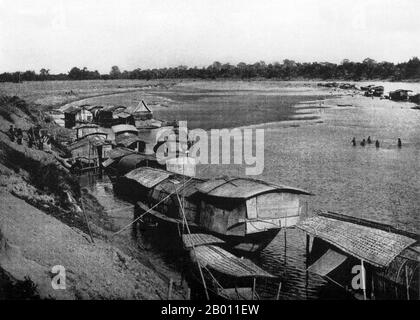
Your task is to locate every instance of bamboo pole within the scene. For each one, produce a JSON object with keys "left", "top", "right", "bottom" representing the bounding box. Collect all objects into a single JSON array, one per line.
[
  {"left": 371, "top": 275, "right": 375, "bottom": 300},
  {"left": 252, "top": 277, "right": 256, "bottom": 300},
  {"left": 361, "top": 259, "right": 366, "bottom": 300},
  {"left": 276, "top": 282, "right": 282, "bottom": 300},
  {"left": 405, "top": 264, "right": 410, "bottom": 300},
  {"left": 80, "top": 199, "right": 95, "bottom": 244},
  {"left": 175, "top": 190, "right": 210, "bottom": 300},
  {"left": 167, "top": 278, "right": 173, "bottom": 300}
]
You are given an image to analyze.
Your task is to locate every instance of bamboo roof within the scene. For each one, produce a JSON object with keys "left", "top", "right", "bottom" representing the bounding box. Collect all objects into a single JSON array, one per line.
[
  {"left": 124, "top": 167, "right": 172, "bottom": 189},
  {"left": 297, "top": 216, "right": 417, "bottom": 268},
  {"left": 182, "top": 233, "right": 225, "bottom": 248},
  {"left": 154, "top": 174, "right": 204, "bottom": 198},
  {"left": 112, "top": 124, "right": 138, "bottom": 134},
  {"left": 102, "top": 105, "right": 127, "bottom": 112},
  {"left": 192, "top": 245, "right": 275, "bottom": 278},
  {"left": 107, "top": 147, "right": 136, "bottom": 160},
  {"left": 68, "top": 134, "right": 107, "bottom": 151},
  {"left": 196, "top": 177, "right": 312, "bottom": 199},
  {"left": 116, "top": 135, "right": 146, "bottom": 147}
]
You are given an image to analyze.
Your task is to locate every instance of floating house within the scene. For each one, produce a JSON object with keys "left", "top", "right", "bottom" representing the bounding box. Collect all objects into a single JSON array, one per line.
[
  {"left": 116, "top": 135, "right": 146, "bottom": 152},
  {"left": 129, "top": 100, "right": 154, "bottom": 122},
  {"left": 389, "top": 89, "right": 413, "bottom": 101},
  {"left": 112, "top": 124, "right": 139, "bottom": 141},
  {"left": 63, "top": 105, "right": 94, "bottom": 128},
  {"left": 64, "top": 106, "right": 79, "bottom": 128},
  {"left": 104, "top": 149, "right": 164, "bottom": 182},
  {"left": 96, "top": 105, "right": 127, "bottom": 127},
  {"left": 68, "top": 133, "right": 113, "bottom": 171},
  {"left": 360, "top": 84, "right": 375, "bottom": 91},
  {"left": 74, "top": 124, "right": 105, "bottom": 140},
  {"left": 126, "top": 171, "right": 312, "bottom": 254},
  {"left": 195, "top": 177, "right": 312, "bottom": 253},
  {"left": 297, "top": 211, "right": 419, "bottom": 300},
  {"left": 112, "top": 109, "right": 135, "bottom": 126},
  {"left": 183, "top": 233, "right": 277, "bottom": 300}
]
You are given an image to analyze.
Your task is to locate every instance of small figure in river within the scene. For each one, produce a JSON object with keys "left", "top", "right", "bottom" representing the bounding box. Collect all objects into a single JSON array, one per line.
[
  {"left": 375, "top": 140, "right": 380, "bottom": 148},
  {"left": 360, "top": 139, "right": 366, "bottom": 146},
  {"left": 8, "top": 125, "right": 15, "bottom": 142},
  {"left": 351, "top": 137, "right": 356, "bottom": 146},
  {"left": 398, "top": 138, "right": 402, "bottom": 148},
  {"left": 367, "top": 136, "right": 372, "bottom": 144},
  {"left": 16, "top": 128, "right": 23, "bottom": 145}
]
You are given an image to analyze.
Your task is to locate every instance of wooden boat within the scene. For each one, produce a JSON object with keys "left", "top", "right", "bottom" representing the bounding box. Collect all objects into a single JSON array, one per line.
[
  {"left": 121, "top": 167, "right": 312, "bottom": 254},
  {"left": 182, "top": 233, "right": 277, "bottom": 300}
]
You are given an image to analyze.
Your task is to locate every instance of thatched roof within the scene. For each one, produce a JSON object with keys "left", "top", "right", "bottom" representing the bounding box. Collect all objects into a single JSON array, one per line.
[
  {"left": 68, "top": 134, "right": 107, "bottom": 151},
  {"left": 153, "top": 174, "right": 204, "bottom": 198},
  {"left": 297, "top": 216, "right": 417, "bottom": 268},
  {"left": 63, "top": 106, "right": 81, "bottom": 114},
  {"left": 196, "top": 177, "right": 312, "bottom": 199},
  {"left": 102, "top": 105, "right": 127, "bottom": 112},
  {"left": 124, "top": 167, "right": 171, "bottom": 189},
  {"left": 115, "top": 135, "right": 146, "bottom": 148},
  {"left": 191, "top": 245, "right": 275, "bottom": 278},
  {"left": 182, "top": 233, "right": 225, "bottom": 248},
  {"left": 107, "top": 147, "right": 136, "bottom": 160},
  {"left": 117, "top": 154, "right": 158, "bottom": 175},
  {"left": 111, "top": 124, "right": 138, "bottom": 135}
]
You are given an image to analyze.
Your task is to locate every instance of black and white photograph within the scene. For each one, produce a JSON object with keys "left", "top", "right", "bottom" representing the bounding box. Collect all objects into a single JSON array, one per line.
[{"left": 0, "top": 0, "right": 418, "bottom": 307}]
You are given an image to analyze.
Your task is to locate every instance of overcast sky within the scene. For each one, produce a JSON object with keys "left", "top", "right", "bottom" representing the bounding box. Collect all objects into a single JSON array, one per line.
[{"left": 0, "top": 0, "right": 419, "bottom": 73}]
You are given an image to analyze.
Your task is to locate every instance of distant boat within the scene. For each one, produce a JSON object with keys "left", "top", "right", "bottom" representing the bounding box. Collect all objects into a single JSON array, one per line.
[{"left": 115, "top": 167, "right": 312, "bottom": 254}]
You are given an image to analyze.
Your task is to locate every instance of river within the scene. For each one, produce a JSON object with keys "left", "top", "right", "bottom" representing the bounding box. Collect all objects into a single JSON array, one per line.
[{"left": 70, "top": 80, "right": 419, "bottom": 299}]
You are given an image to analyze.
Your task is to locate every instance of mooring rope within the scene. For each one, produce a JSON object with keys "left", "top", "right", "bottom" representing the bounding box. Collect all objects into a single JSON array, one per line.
[{"left": 111, "top": 178, "right": 193, "bottom": 236}]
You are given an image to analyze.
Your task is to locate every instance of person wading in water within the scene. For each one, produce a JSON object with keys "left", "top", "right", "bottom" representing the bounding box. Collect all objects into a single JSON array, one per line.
[
  {"left": 375, "top": 140, "right": 380, "bottom": 148},
  {"left": 360, "top": 139, "right": 366, "bottom": 146},
  {"left": 351, "top": 137, "right": 356, "bottom": 146},
  {"left": 367, "top": 136, "right": 372, "bottom": 144},
  {"left": 398, "top": 138, "right": 402, "bottom": 148},
  {"left": 8, "top": 125, "right": 15, "bottom": 142}
]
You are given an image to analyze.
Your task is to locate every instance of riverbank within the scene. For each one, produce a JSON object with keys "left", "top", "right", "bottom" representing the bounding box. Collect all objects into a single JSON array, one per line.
[{"left": 0, "top": 95, "right": 183, "bottom": 299}]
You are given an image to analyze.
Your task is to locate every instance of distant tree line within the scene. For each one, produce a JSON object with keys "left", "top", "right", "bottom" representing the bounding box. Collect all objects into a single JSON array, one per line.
[{"left": 1, "top": 57, "right": 420, "bottom": 83}]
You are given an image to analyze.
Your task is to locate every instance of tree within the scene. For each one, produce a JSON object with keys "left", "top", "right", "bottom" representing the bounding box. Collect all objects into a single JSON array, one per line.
[
  {"left": 110, "top": 65, "right": 121, "bottom": 79},
  {"left": 68, "top": 67, "right": 82, "bottom": 80},
  {"left": 39, "top": 68, "right": 50, "bottom": 80},
  {"left": 404, "top": 57, "right": 420, "bottom": 79}
]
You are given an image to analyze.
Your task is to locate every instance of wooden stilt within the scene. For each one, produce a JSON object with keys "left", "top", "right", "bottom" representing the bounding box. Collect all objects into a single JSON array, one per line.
[
  {"left": 252, "top": 277, "right": 256, "bottom": 300},
  {"left": 276, "top": 282, "right": 282, "bottom": 300},
  {"left": 167, "top": 278, "right": 173, "bottom": 300},
  {"left": 405, "top": 264, "right": 410, "bottom": 300},
  {"left": 371, "top": 275, "right": 375, "bottom": 300},
  {"left": 361, "top": 259, "right": 366, "bottom": 300},
  {"left": 80, "top": 199, "right": 94, "bottom": 244},
  {"left": 306, "top": 234, "right": 310, "bottom": 257}
]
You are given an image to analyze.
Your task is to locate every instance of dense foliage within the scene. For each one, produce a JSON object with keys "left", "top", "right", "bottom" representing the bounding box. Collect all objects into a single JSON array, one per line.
[{"left": 1, "top": 57, "right": 419, "bottom": 82}]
